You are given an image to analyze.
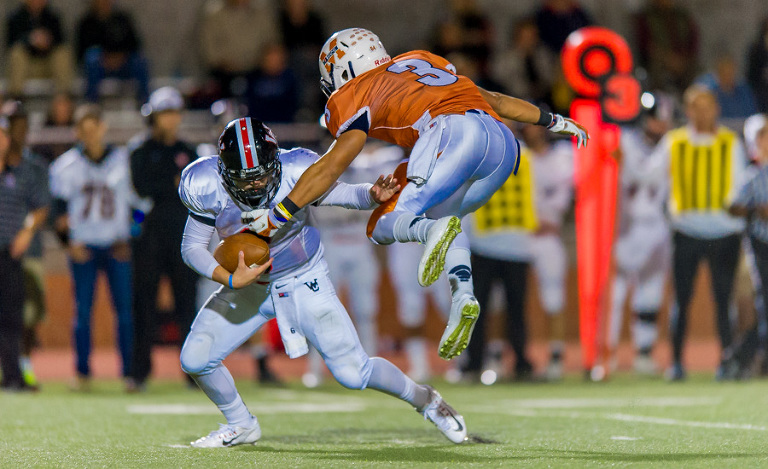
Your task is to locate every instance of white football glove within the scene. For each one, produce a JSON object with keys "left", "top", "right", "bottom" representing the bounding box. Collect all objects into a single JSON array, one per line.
[
  {"left": 241, "top": 209, "right": 283, "bottom": 238},
  {"left": 548, "top": 114, "right": 590, "bottom": 149}
]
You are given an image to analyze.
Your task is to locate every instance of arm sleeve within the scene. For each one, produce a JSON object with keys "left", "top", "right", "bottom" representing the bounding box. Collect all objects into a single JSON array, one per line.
[
  {"left": 181, "top": 215, "right": 219, "bottom": 279},
  {"left": 315, "top": 182, "right": 377, "bottom": 209},
  {"left": 732, "top": 170, "right": 756, "bottom": 209},
  {"left": 727, "top": 138, "right": 748, "bottom": 204}
]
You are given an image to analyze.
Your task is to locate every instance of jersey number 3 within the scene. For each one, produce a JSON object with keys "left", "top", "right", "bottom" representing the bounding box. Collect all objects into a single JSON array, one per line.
[{"left": 387, "top": 58, "right": 457, "bottom": 86}]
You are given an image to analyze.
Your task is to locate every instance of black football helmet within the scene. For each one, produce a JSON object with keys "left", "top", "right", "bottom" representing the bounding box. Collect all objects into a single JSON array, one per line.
[{"left": 217, "top": 118, "right": 282, "bottom": 208}]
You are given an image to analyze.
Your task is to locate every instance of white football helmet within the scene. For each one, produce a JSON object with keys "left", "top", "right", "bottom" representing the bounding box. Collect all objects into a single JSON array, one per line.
[{"left": 319, "top": 28, "right": 390, "bottom": 98}]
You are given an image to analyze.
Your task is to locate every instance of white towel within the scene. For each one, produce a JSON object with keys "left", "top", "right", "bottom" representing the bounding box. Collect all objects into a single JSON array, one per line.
[
  {"left": 270, "top": 281, "right": 309, "bottom": 359},
  {"left": 407, "top": 114, "right": 446, "bottom": 186}
]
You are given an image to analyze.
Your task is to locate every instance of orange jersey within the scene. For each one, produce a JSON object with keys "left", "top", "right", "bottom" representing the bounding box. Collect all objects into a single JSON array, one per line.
[{"left": 324, "top": 50, "right": 501, "bottom": 148}]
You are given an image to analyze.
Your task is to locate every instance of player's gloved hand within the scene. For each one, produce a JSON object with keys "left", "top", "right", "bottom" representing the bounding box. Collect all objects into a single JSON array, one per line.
[
  {"left": 548, "top": 114, "right": 590, "bottom": 148},
  {"left": 241, "top": 208, "right": 283, "bottom": 238}
]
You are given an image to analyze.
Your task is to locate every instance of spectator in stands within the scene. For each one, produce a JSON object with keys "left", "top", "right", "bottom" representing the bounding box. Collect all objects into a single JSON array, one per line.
[
  {"left": 462, "top": 143, "right": 537, "bottom": 383},
  {"left": 696, "top": 54, "right": 757, "bottom": 119},
  {"left": 447, "top": 0, "right": 494, "bottom": 72},
  {"left": 645, "top": 85, "right": 746, "bottom": 381},
  {"left": 49, "top": 104, "right": 136, "bottom": 392},
  {"left": 200, "top": 0, "right": 279, "bottom": 99},
  {"left": 534, "top": 0, "right": 593, "bottom": 54},
  {"left": 5, "top": 0, "right": 75, "bottom": 97},
  {"left": 1, "top": 101, "right": 48, "bottom": 388},
  {"left": 76, "top": 0, "right": 150, "bottom": 103},
  {"left": 493, "top": 18, "right": 555, "bottom": 105},
  {"left": 246, "top": 43, "right": 299, "bottom": 123},
  {"left": 279, "top": 0, "right": 325, "bottom": 51},
  {"left": 129, "top": 87, "right": 199, "bottom": 391},
  {"left": 746, "top": 17, "right": 768, "bottom": 113},
  {"left": 278, "top": 0, "right": 326, "bottom": 119},
  {"left": 45, "top": 92, "right": 75, "bottom": 128},
  {"left": 446, "top": 51, "right": 505, "bottom": 93},
  {"left": 0, "top": 114, "right": 49, "bottom": 393},
  {"left": 635, "top": 0, "right": 699, "bottom": 95},
  {"left": 35, "top": 92, "right": 76, "bottom": 163},
  {"left": 431, "top": 21, "right": 464, "bottom": 59}
]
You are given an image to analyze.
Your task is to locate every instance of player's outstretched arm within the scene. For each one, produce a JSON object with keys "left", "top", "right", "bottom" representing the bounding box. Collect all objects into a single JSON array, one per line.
[
  {"left": 292, "top": 129, "right": 368, "bottom": 207},
  {"left": 478, "top": 87, "right": 589, "bottom": 148},
  {"left": 252, "top": 129, "right": 368, "bottom": 237}
]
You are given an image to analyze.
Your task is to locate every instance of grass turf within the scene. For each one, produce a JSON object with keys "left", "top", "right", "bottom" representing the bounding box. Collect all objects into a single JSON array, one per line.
[{"left": 2, "top": 375, "right": 768, "bottom": 468}]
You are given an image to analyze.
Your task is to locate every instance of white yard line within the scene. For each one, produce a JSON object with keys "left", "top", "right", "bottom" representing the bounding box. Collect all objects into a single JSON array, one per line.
[
  {"left": 495, "top": 396, "right": 722, "bottom": 409},
  {"left": 468, "top": 405, "right": 767, "bottom": 432},
  {"left": 128, "top": 402, "right": 366, "bottom": 415},
  {"left": 604, "top": 413, "right": 767, "bottom": 431}
]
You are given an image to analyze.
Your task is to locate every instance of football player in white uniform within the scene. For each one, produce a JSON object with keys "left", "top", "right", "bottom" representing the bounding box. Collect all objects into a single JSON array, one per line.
[
  {"left": 178, "top": 118, "right": 467, "bottom": 447},
  {"left": 608, "top": 103, "right": 672, "bottom": 374},
  {"left": 522, "top": 125, "right": 574, "bottom": 380},
  {"left": 304, "top": 143, "right": 399, "bottom": 386}
]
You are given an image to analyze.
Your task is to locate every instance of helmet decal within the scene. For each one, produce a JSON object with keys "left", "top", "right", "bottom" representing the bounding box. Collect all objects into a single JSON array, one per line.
[{"left": 235, "top": 117, "right": 257, "bottom": 169}]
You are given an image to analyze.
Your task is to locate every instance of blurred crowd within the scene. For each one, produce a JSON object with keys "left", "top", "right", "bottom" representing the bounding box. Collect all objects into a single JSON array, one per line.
[{"left": 3, "top": 0, "right": 768, "bottom": 392}]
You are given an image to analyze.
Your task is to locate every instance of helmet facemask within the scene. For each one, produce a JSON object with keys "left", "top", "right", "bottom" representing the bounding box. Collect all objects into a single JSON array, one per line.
[{"left": 218, "top": 158, "right": 282, "bottom": 209}]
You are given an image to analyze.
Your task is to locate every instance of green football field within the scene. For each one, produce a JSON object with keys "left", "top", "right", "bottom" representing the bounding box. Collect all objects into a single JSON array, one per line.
[{"left": 2, "top": 375, "right": 768, "bottom": 468}]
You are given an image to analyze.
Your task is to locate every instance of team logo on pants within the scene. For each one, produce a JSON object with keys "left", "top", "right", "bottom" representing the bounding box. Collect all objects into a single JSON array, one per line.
[{"left": 304, "top": 279, "right": 320, "bottom": 292}]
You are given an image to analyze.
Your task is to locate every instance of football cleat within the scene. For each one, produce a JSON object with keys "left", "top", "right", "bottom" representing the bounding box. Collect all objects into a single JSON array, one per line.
[
  {"left": 190, "top": 420, "right": 261, "bottom": 448},
  {"left": 419, "top": 385, "right": 467, "bottom": 444},
  {"left": 545, "top": 358, "right": 563, "bottom": 381},
  {"left": 633, "top": 353, "right": 658, "bottom": 376},
  {"left": 665, "top": 362, "right": 686, "bottom": 382},
  {"left": 438, "top": 294, "right": 479, "bottom": 360},
  {"left": 418, "top": 216, "right": 461, "bottom": 287}
]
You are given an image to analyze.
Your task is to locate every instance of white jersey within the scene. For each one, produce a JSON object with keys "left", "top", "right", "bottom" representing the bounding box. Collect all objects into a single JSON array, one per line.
[
  {"left": 313, "top": 144, "right": 403, "bottom": 239},
  {"left": 179, "top": 148, "right": 377, "bottom": 283},
  {"left": 49, "top": 145, "right": 137, "bottom": 247},
  {"left": 619, "top": 128, "right": 668, "bottom": 228},
  {"left": 532, "top": 141, "right": 573, "bottom": 227}
]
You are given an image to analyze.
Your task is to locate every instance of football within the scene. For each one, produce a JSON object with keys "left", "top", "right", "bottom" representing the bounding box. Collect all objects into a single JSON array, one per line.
[{"left": 213, "top": 232, "right": 270, "bottom": 272}]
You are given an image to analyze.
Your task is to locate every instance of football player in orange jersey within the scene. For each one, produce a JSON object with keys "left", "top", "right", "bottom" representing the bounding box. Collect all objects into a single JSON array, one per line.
[{"left": 245, "top": 28, "right": 589, "bottom": 360}]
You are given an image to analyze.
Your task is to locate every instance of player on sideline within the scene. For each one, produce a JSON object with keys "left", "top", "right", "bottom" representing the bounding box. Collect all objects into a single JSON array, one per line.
[
  {"left": 607, "top": 102, "right": 672, "bottom": 374},
  {"left": 179, "top": 118, "right": 467, "bottom": 447},
  {"left": 243, "top": 28, "right": 589, "bottom": 359}
]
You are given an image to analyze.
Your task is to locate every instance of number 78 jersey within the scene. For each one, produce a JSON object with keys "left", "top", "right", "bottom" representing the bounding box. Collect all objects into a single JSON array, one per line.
[
  {"left": 49, "top": 145, "right": 137, "bottom": 247},
  {"left": 324, "top": 50, "right": 501, "bottom": 149}
]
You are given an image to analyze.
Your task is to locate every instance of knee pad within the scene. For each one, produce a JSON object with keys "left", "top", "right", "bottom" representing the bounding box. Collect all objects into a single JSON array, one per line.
[
  {"left": 179, "top": 332, "right": 215, "bottom": 376},
  {"left": 329, "top": 356, "right": 372, "bottom": 390}
]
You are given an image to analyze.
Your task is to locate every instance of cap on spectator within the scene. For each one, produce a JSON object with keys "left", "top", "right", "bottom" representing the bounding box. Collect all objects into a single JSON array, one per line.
[
  {"left": 1, "top": 100, "right": 27, "bottom": 120},
  {"left": 141, "top": 87, "right": 184, "bottom": 117}
]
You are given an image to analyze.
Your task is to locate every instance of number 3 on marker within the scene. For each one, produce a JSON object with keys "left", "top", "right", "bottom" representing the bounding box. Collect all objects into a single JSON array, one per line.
[{"left": 387, "top": 58, "right": 458, "bottom": 86}]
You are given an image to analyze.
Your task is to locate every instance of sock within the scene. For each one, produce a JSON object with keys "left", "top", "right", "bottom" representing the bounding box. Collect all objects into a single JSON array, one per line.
[
  {"left": 366, "top": 357, "right": 430, "bottom": 410},
  {"left": 308, "top": 346, "right": 324, "bottom": 378},
  {"left": 633, "top": 310, "right": 659, "bottom": 352},
  {"left": 190, "top": 365, "right": 253, "bottom": 427},
  {"left": 392, "top": 213, "right": 434, "bottom": 243},
  {"left": 217, "top": 395, "right": 256, "bottom": 428},
  {"left": 404, "top": 337, "right": 429, "bottom": 378},
  {"left": 445, "top": 234, "right": 474, "bottom": 297},
  {"left": 549, "top": 341, "right": 564, "bottom": 361}
]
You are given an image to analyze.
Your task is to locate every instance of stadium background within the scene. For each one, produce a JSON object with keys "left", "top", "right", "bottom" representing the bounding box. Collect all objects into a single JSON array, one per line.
[{"left": 0, "top": 0, "right": 760, "bottom": 367}]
